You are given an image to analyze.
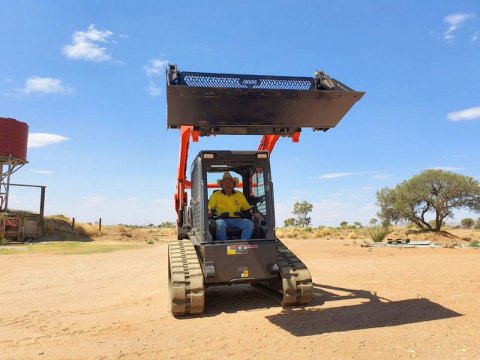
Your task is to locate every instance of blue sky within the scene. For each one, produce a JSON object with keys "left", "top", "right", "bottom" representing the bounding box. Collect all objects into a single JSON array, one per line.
[{"left": 1, "top": 1, "right": 479, "bottom": 226}]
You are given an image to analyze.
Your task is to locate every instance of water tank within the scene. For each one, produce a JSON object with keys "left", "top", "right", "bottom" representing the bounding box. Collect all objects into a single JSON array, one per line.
[{"left": 0, "top": 117, "right": 29, "bottom": 161}]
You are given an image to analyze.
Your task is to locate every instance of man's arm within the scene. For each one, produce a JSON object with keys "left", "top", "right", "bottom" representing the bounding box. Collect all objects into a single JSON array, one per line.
[
  {"left": 238, "top": 192, "right": 251, "bottom": 211},
  {"left": 207, "top": 193, "right": 217, "bottom": 218},
  {"left": 208, "top": 192, "right": 217, "bottom": 209}
]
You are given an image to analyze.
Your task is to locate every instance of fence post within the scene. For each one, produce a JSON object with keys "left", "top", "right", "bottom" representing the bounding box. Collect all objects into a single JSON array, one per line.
[
  {"left": 39, "top": 186, "right": 46, "bottom": 227},
  {"left": 72, "top": 217, "right": 75, "bottom": 229},
  {"left": 99, "top": 218, "right": 102, "bottom": 232}
]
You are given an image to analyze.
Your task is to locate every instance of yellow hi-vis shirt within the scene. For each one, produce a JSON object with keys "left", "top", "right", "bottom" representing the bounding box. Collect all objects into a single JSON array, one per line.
[{"left": 208, "top": 190, "right": 251, "bottom": 217}]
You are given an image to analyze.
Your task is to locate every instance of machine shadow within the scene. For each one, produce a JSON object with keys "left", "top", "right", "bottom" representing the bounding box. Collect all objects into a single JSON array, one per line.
[
  {"left": 186, "top": 284, "right": 281, "bottom": 317},
  {"left": 265, "top": 283, "right": 462, "bottom": 336}
]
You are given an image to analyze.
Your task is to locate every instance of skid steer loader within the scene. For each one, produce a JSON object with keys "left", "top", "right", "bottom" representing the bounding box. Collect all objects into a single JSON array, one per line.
[{"left": 166, "top": 64, "right": 364, "bottom": 315}]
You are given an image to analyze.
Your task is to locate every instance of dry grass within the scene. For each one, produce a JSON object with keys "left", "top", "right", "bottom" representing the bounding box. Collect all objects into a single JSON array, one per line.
[
  {"left": 28, "top": 241, "right": 147, "bottom": 255},
  {"left": 42, "top": 215, "right": 92, "bottom": 241},
  {"left": 277, "top": 226, "right": 349, "bottom": 240},
  {"left": 0, "top": 241, "right": 148, "bottom": 255},
  {"left": 275, "top": 225, "right": 480, "bottom": 244},
  {"left": 13, "top": 214, "right": 480, "bottom": 246},
  {"left": 0, "top": 214, "right": 173, "bottom": 255},
  {"left": 40, "top": 215, "right": 175, "bottom": 243}
]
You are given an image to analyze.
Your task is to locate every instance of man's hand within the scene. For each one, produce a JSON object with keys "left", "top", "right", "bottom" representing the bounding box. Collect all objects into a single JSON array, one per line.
[{"left": 208, "top": 208, "right": 216, "bottom": 218}]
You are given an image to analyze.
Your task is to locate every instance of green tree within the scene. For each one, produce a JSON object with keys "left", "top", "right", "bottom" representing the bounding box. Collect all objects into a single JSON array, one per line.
[
  {"left": 283, "top": 217, "right": 296, "bottom": 227},
  {"left": 461, "top": 218, "right": 474, "bottom": 229},
  {"left": 339, "top": 221, "right": 348, "bottom": 228},
  {"left": 292, "top": 201, "right": 313, "bottom": 228},
  {"left": 353, "top": 221, "right": 362, "bottom": 228},
  {"left": 376, "top": 169, "right": 480, "bottom": 232}
]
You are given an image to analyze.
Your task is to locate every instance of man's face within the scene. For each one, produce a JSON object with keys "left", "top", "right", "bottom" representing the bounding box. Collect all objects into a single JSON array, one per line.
[{"left": 222, "top": 177, "right": 235, "bottom": 192}]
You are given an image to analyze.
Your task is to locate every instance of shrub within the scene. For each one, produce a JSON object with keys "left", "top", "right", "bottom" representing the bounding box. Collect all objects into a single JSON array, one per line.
[
  {"left": 110, "top": 225, "right": 131, "bottom": 235},
  {"left": 158, "top": 221, "right": 175, "bottom": 228},
  {"left": 0, "top": 237, "right": 9, "bottom": 246},
  {"left": 461, "top": 218, "right": 474, "bottom": 229},
  {"left": 469, "top": 240, "right": 479, "bottom": 248},
  {"left": 474, "top": 218, "right": 480, "bottom": 230},
  {"left": 314, "top": 228, "right": 334, "bottom": 238},
  {"left": 348, "top": 232, "right": 358, "bottom": 240},
  {"left": 367, "top": 225, "right": 390, "bottom": 243},
  {"left": 406, "top": 222, "right": 417, "bottom": 229}
]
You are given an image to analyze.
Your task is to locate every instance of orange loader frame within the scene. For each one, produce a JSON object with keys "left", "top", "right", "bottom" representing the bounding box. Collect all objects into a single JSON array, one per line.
[{"left": 174, "top": 127, "right": 300, "bottom": 226}]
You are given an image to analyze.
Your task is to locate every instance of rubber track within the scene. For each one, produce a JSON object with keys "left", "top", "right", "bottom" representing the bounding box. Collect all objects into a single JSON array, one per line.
[
  {"left": 276, "top": 242, "right": 313, "bottom": 306},
  {"left": 168, "top": 240, "right": 205, "bottom": 315}
]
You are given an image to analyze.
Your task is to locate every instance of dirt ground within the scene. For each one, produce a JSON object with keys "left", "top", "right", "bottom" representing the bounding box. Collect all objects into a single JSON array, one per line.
[{"left": 1, "top": 237, "right": 479, "bottom": 360}]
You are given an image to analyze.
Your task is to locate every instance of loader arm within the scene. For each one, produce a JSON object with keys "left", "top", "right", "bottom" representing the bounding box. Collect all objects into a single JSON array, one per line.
[
  {"left": 175, "top": 126, "right": 200, "bottom": 226},
  {"left": 176, "top": 131, "right": 296, "bottom": 226}
]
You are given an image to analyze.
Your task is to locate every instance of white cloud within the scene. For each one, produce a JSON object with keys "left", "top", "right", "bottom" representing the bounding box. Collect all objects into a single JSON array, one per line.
[
  {"left": 144, "top": 59, "right": 169, "bottom": 77},
  {"left": 28, "top": 133, "right": 70, "bottom": 148},
  {"left": 31, "top": 169, "right": 54, "bottom": 174},
  {"left": 443, "top": 13, "right": 475, "bottom": 41},
  {"left": 473, "top": 31, "right": 480, "bottom": 42},
  {"left": 144, "top": 59, "right": 168, "bottom": 97},
  {"left": 23, "top": 76, "right": 73, "bottom": 95},
  {"left": 447, "top": 106, "right": 480, "bottom": 121},
  {"left": 317, "top": 171, "right": 380, "bottom": 180},
  {"left": 63, "top": 24, "right": 114, "bottom": 62},
  {"left": 319, "top": 172, "right": 353, "bottom": 179},
  {"left": 147, "top": 82, "right": 161, "bottom": 97}
]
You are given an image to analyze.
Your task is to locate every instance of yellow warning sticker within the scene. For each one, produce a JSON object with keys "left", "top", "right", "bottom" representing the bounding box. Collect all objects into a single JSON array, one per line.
[
  {"left": 227, "top": 245, "right": 249, "bottom": 255},
  {"left": 241, "top": 269, "right": 249, "bottom": 278}
]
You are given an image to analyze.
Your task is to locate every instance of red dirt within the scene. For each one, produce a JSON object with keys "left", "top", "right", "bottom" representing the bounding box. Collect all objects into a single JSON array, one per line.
[{"left": 1, "top": 238, "right": 479, "bottom": 359}]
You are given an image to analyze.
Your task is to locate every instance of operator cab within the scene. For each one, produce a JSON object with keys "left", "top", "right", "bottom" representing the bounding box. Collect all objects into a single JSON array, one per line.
[
  {"left": 187, "top": 150, "right": 276, "bottom": 243},
  {"left": 206, "top": 166, "right": 268, "bottom": 241}
]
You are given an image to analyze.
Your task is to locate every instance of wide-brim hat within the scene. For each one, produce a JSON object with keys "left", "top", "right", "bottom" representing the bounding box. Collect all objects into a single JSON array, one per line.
[{"left": 217, "top": 171, "right": 239, "bottom": 186}]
